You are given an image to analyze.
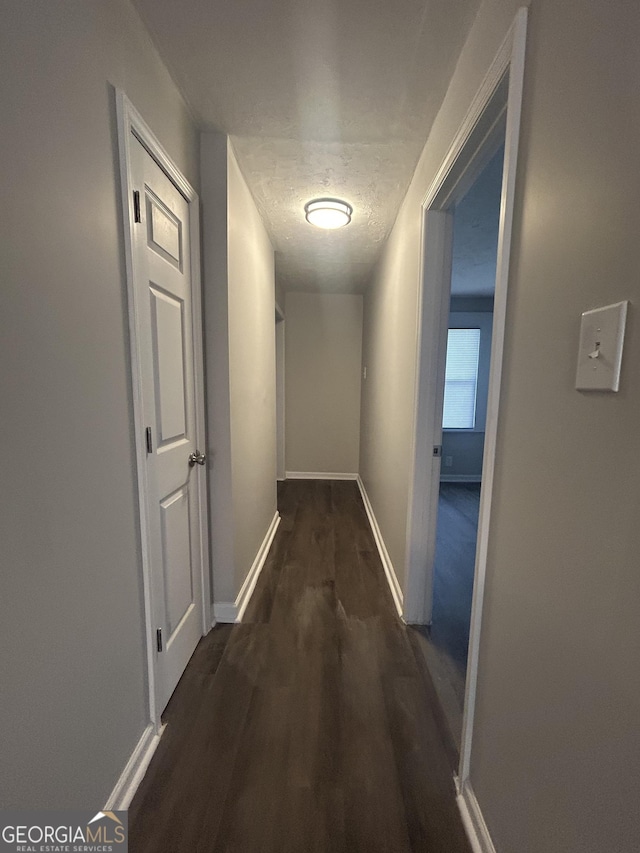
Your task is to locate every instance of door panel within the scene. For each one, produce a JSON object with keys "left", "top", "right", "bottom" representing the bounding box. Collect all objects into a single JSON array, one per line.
[
  {"left": 131, "top": 135, "right": 204, "bottom": 713},
  {"left": 150, "top": 286, "right": 187, "bottom": 444},
  {"left": 147, "top": 192, "right": 182, "bottom": 268},
  {"left": 160, "top": 487, "right": 193, "bottom": 636}
]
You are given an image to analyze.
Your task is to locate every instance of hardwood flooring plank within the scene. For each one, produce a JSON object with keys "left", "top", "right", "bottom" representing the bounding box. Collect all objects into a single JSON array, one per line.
[
  {"left": 358, "top": 548, "right": 399, "bottom": 617},
  {"left": 333, "top": 509, "right": 368, "bottom": 618},
  {"left": 209, "top": 683, "right": 296, "bottom": 853},
  {"left": 407, "top": 627, "right": 461, "bottom": 774},
  {"left": 127, "top": 625, "right": 233, "bottom": 830},
  {"left": 130, "top": 627, "right": 265, "bottom": 853},
  {"left": 242, "top": 528, "right": 292, "bottom": 623},
  {"left": 382, "top": 674, "right": 470, "bottom": 853},
  {"left": 338, "top": 615, "right": 412, "bottom": 853}
]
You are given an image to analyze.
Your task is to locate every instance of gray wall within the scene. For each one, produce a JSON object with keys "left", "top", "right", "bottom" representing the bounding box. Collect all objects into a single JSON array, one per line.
[
  {"left": 360, "top": 0, "right": 640, "bottom": 849},
  {"left": 227, "top": 145, "right": 277, "bottom": 594},
  {"left": 450, "top": 296, "right": 494, "bottom": 315},
  {"left": 285, "top": 293, "right": 363, "bottom": 475},
  {"left": 275, "top": 278, "right": 286, "bottom": 313},
  {"left": 450, "top": 146, "right": 503, "bottom": 298},
  {"left": 0, "top": 0, "right": 199, "bottom": 808},
  {"left": 472, "top": 2, "right": 640, "bottom": 849},
  {"left": 441, "top": 431, "right": 485, "bottom": 479},
  {"left": 201, "top": 133, "right": 235, "bottom": 604},
  {"left": 201, "top": 136, "right": 277, "bottom": 605}
]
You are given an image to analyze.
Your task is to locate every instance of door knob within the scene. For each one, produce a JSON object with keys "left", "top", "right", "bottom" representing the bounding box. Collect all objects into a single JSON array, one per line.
[{"left": 188, "top": 450, "right": 206, "bottom": 467}]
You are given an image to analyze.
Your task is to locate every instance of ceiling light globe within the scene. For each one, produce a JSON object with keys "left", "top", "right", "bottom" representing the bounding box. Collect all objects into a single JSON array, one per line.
[{"left": 305, "top": 199, "right": 352, "bottom": 229}]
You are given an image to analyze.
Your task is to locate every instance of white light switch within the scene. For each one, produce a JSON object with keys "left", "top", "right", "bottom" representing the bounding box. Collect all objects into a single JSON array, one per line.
[{"left": 575, "top": 301, "right": 628, "bottom": 391}]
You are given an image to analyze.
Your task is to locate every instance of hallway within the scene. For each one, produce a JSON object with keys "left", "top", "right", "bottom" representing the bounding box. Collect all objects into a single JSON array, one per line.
[{"left": 129, "top": 480, "right": 471, "bottom": 853}]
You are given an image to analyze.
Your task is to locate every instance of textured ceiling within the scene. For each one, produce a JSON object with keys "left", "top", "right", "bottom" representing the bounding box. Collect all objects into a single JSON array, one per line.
[{"left": 132, "top": 0, "right": 482, "bottom": 293}]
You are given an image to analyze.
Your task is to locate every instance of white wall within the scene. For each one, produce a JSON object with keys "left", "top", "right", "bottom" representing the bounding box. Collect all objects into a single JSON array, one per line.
[
  {"left": 201, "top": 133, "right": 235, "bottom": 603},
  {"left": 360, "top": 0, "right": 640, "bottom": 849},
  {"left": 360, "top": 226, "right": 421, "bottom": 589},
  {"left": 285, "top": 293, "right": 363, "bottom": 475},
  {"left": 227, "top": 146, "right": 277, "bottom": 594},
  {"left": 201, "top": 136, "right": 277, "bottom": 605},
  {"left": 0, "top": 0, "right": 199, "bottom": 808}
]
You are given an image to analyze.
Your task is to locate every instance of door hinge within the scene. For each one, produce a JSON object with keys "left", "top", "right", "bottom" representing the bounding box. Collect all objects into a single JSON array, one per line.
[
  {"left": 433, "top": 445, "right": 443, "bottom": 457},
  {"left": 133, "top": 190, "right": 141, "bottom": 223},
  {"left": 145, "top": 427, "right": 153, "bottom": 454},
  {"left": 156, "top": 629, "right": 163, "bottom": 653}
]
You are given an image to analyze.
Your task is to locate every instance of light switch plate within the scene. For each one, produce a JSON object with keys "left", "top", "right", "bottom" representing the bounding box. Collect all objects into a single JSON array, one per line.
[{"left": 575, "top": 300, "right": 628, "bottom": 391}]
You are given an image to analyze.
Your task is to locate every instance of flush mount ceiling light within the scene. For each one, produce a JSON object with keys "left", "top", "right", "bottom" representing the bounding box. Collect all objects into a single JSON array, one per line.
[{"left": 304, "top": 198, "right": 353, "bottom": 229}]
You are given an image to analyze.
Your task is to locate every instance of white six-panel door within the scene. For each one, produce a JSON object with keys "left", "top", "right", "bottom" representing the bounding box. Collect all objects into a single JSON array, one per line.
[{"left": 129, "top": 134, "right": 205, "bottom": 714}]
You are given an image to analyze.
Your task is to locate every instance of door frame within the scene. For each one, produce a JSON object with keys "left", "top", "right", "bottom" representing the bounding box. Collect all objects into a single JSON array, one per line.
[
  {"left": 116, "top": 91, "right": 210, "bottom": 730},
  {"left": 403, "top": 8, "right": 528, "bottom": 788}
]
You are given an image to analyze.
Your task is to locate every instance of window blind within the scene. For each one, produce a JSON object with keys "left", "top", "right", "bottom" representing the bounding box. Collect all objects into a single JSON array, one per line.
[{"left": 442, "top": 328, "right": 481, "bottom": 429}]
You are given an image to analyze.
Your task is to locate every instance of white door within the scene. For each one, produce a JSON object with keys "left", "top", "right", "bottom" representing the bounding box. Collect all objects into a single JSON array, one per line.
[{"left": 130, "top": 135, "right": 205, "bottom": 713}]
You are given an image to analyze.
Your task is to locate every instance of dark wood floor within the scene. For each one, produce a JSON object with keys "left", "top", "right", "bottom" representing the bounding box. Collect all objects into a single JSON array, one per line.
[
  {"left": 414, "top": 482, "right": 480, "bottom": 752},
  {"left": 129, "top": 479, "right": 471, "bottom": 853}
]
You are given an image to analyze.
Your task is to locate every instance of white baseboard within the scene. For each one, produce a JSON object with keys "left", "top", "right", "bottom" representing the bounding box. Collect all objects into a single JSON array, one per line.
[
  {"left": 356, "top": 476, "right": 404, "bottom": 619},
  {"left": 104, "top": 722, "right": 165, "bottom": 810},
  {"left": 457, "top": 781, "right": 496, "bottom": 853},
  {"left": 213, "top": 601, "right": 237, "bottom": 623},
  {"left": 213, "top": 512, "right": 281, "bottom": 624},
  {"left": 236, "top": 511, "right": 281, "bottom": 622},
  {"left": 285, "top": 471, "right": 358, "bottom": 481},
  {"left": 440, "top": 474, "right": 482, "bottom": 483}
]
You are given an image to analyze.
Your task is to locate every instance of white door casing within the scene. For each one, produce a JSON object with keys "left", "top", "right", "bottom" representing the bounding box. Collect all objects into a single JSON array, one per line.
[
  {"left": 403, "top": 8, "right": 528, "bottom": 790},
  {"left": 117, "top": 93, "right": 209, "bottom": 726}
]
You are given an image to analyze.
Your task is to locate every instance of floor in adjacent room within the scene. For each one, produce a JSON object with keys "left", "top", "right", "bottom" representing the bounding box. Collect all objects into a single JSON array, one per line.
[
  {"left": 412, "top": 482, "right": 481, "bottom": 753},
  {"left": 129, "top": 479, "right": 471, "bottom": 853}
]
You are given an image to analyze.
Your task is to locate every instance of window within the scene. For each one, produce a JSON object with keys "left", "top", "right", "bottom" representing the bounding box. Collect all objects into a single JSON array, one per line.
[{"left": 442, "top": 328, "right": 481, "bottom": 429}]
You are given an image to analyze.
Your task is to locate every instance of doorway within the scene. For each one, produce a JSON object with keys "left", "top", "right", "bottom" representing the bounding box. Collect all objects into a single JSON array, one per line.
[
  {"left": 417, "top": 146, "right": 503, "bottom": 750},
  {"left": 117, "top": 92, "right": 210, "bottom": 728}
]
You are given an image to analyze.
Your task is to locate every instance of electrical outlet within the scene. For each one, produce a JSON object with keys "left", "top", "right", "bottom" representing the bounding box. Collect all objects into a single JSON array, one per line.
[{"left": 445, "top": 456, "right": 453, "bottom": 467}]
